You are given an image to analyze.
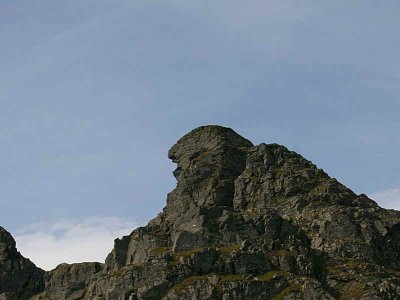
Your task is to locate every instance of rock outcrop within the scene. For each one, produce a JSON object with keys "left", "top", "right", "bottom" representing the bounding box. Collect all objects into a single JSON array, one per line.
[
  {"left": 0, "top": 227, "right": 44, "bottom": 299},
  {"left": 2, "top": 125, "right": 400, "bottom": 299},
  {"left": 31, "top": 262, "right": 103, "bottom": 300}
]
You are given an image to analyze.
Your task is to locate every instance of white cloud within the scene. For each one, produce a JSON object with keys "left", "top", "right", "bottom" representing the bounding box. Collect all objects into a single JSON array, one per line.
[
  {"left": 14, "top": 217, "right": 137, "bottom": 271},
  {"left": 370, "top": 188, "right": 400, "bottom": 211}
]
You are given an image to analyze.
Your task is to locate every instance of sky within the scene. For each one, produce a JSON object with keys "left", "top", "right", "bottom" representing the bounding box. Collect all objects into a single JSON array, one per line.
[{"left": 1, "top": 0, "right": 400, "bottom": 270}]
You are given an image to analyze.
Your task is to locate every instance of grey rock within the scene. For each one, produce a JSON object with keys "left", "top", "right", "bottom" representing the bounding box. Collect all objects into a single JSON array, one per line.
[
  {"left": 0, "top": 226, "right": 44, "bottom": 299},
  {"left": 2, "top": 125, "right": 400, "bottom": 299},
  {"left": 31, "top": 262, "right": 103, "bottom": 300}
]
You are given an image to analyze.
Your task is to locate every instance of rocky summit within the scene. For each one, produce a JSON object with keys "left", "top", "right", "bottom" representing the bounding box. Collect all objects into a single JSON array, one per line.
[{"left": 1, "top": 125, "right": 400, "bottom": 299}]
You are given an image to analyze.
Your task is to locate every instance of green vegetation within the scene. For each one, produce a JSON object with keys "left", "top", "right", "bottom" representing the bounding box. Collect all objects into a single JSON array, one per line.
[
  {"left": 167, "top": 247, "right": 206, "bottom": 266},
  {"left": 216, "top": 274, "right": 249, "bottom": 293},
  {"left": 271, "top": 250, "right": 291, "bottom": 257},
  {"left": 218, "top": 244, "right": 241, "bottom": 254},
  {"left": 110, "top": 264, "right": 140, "bottom": 277},
  {"left": 236, "top": 146, "right": 249, "bottom": 151},
  {"left": 256, "top": 270, "right": 289, "bottom": 282},
  {"left": 218, "top": 274, "right": 246, "bottom": 284},
  {"left": 167, "top": 273, "right": 250, "bottom": 297},
  {"left": 346, "top": 258, "right": 366, "bottom": 270},
  {"left": 327, "top": 258, "right": 367, "bottom": 277},
  {"left": 168, "top": 275, "right": 210, "bottom": 295},
  {"left": 175, "top": 247, "right": 205, "bottom": 257},
  {"left": 274, "top": 167, "right": 284, "bottom": 178},
  {"left": 150, "top": 246, "right": 170, "bottom": 254},
  {"left": 272, "top": 284, "right": 302, "bottom": 300},
  {"left": 340, "top": 283, "right": 365, "bottom": 300}
]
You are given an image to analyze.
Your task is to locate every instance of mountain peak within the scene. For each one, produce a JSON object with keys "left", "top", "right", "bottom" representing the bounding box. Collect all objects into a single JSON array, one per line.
[
  {"left": 0, "top": 227, "right": 44, "bottom": 299},
  {"left": 2, "top": 126, "right": 400, "bottom": 299},
  {"left": 167, "top": 125, "right": 252, "bottom": 209},
  {"left": 168, "top": 125, "right": 253, "bottom": 174}
]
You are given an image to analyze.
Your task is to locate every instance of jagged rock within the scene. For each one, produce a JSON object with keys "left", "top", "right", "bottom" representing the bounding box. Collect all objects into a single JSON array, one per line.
[
  {"left": 2, "top": 125, "right": 400, "bottom": 299},
  {"left": 0, "top": 227, "right": 44, "bottom": 299},
  {"left": 91, "top": 126, "right": 400, "bottom": 299},
  {"left": 31, "top": 262, "right": 103, "bottom": 300}
]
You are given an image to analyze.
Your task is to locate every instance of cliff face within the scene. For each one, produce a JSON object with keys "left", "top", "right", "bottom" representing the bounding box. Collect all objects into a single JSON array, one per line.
[
  {"left": 2, "top": 125, "right": 400, "bottom": 299},
  {"left": 0, "top": 227, "right": 44, "bottom": 299}
]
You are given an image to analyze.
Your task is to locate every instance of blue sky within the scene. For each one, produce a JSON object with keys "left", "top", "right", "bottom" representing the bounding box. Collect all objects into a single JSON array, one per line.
[{"left": 1, "top": 1, "right": 400, "bottom": 269}]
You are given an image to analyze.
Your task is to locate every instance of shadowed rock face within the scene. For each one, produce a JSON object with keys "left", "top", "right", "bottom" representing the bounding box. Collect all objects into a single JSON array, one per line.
[
  {"left": 2, "top": 125, "right": 400, "bottom": 299},
  {"left": 31, "top": 262, "right": 103, "bottom": 300},
  {"left": 165, "top": 126, "right": 253, "bottom": 238},
  {"left": 0, "top": 227, "right": 44, "bottom": 300},
  {"left": 168, "top": 125, "right": 253, "bottom": 209}
]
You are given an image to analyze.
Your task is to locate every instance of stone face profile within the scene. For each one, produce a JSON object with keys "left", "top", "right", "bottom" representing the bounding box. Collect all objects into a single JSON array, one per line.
[{"left": 1, "top": 125, "right": 400, "bottom": 299}]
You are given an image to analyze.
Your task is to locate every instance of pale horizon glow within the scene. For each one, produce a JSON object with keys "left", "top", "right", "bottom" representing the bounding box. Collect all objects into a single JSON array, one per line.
[
  {"left": 370, "top": 189, "right": 400, "bottom": 211},
  {"left": 14, "top": 217, "right": 137, "bottom": 271}
]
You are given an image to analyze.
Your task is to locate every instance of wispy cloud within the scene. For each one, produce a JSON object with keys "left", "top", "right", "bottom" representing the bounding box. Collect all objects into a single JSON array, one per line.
[
  {"left": 370, "top": 188, "right": 400, "bottom": 211},
  {"left": 14, "top": 217, "right": 137, "bottom": 271}
]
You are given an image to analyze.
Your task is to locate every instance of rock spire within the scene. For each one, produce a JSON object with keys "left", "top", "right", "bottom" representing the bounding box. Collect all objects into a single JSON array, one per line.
[{"left": 1, "top": 125, "right": 400, "bottom": 299}]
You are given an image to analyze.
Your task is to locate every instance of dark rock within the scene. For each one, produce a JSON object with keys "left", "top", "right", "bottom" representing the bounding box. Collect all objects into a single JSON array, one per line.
[
  {"left": 31, "top": 262, "right": 103, "bottom": 300},
  {"left": 91, "top": 126, "right": 400, "bottom": 299},
  {"left": 172, "top": 230, "right": 205, "bottom": 252},
  {"left": 2, "top": 125, "right": 400, "bottom": 299},
  {"left": 0, "top": 226, "right": 44, "bottom": 299}
]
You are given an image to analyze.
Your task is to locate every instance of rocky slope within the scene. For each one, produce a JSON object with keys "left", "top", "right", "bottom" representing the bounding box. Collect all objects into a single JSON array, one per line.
[
  {"left": 0, "top": 227, "right": 44, "bottom": 299},
  {"left": 2, "top": 125, "right": 400, "bottom": 299}
]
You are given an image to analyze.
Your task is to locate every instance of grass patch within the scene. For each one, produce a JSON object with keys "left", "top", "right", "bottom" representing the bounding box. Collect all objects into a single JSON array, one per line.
[
  {"left": 236, "top": 146, "right": 249, "bottom": 151},
  {"left": 272, "top": 284, "right": 302, "bottom": 300},
  {"left": 255, "top": 270, "right": 289, "bottom": 282},
  {"left": 271, "top": 250, "right": 291, "bottom": 257},
  {"left": 169, "top": 275, "right": 210, "bottom": 295},
  {"left": 218, "top": 244, "right": 241, "bottom": 255},
  {"left": 216, "top": 274, "right": 249, "bottom": 293},
  {"left": 339, "top": 283, "right": 365, "bottom": 300},
  {"left": 150, "top": 246, "right": 170, "bottom": 254},
  {"left": 167, "top": 274, "right": 250, "bottom": 297},
  {"left": 218, "top": 274, "right": 246, "bottom": 284},
  {"left": 327, "top": 258, "right": 366, "bottom": 275},
  {"left": 167, "top": 247, "right": 205, "bottom": 266},
  {"left": 175, "top": 247, "right": 205, "bottom": 257},
  {"left": 274, "top": 167, "right": 284, "bottom": 178}
]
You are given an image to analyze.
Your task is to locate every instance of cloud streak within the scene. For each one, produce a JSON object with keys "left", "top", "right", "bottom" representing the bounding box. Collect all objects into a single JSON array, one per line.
[{"left": 14, "top": 217, "right": 137, "bottom": 271}]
